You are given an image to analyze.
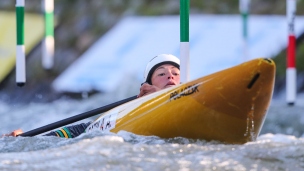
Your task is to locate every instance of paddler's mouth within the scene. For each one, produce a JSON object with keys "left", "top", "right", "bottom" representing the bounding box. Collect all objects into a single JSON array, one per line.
[{"left": 165, "top": 81, "right": 176, "bottom": 88}]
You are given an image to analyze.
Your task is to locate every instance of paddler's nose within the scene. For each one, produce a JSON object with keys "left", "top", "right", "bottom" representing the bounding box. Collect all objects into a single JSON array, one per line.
[{"left": 168, "top": 73, "right": 174, "bottom": 79}]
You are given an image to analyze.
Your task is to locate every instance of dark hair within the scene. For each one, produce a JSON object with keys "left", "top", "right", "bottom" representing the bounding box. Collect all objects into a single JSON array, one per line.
[{"left": 145, "top": 61, "right": 180, "bottom": 85}]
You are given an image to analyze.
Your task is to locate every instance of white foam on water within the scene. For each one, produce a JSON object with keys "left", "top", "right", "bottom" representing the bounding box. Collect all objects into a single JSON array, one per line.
[{"left": 0, "top": 132, "right": 304, "bottom": 170}]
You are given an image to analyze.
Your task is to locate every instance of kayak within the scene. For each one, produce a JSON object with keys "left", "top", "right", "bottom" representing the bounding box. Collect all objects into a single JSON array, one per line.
[{"left": 86, "top": 58, "right": 276, "bottom": 144}]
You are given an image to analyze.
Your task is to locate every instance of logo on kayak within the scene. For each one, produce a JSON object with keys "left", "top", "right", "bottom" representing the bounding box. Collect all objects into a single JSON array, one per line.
[
  {"left": 86, "top": 111, "right": 118, "bottom": 133},
  {"left": 170, "top": 84, "right": 199, "bottom": 101}
]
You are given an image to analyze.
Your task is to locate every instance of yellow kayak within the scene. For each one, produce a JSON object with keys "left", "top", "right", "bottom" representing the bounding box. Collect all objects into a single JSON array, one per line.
[{"left": 86, "top": 58, "right": 276, "bottom": 144}]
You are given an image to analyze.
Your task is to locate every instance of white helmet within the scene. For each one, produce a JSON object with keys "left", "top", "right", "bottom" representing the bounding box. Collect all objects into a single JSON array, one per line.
[{"left": 144, "top": 54, "right": 180, "bottom": 84}]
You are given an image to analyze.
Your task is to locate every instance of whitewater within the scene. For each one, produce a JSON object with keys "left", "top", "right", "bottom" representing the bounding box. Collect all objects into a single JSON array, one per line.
[{"left": 0, "top": 88, "right": 303, "bottom": 171}]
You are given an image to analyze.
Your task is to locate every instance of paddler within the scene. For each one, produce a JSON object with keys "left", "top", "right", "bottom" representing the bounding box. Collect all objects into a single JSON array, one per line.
[
  {"left": 2, "top": 54, "right": 180, "bottom": 138},
  {"left": 138, "top": 54, "right": 180, "bottom": 97}
]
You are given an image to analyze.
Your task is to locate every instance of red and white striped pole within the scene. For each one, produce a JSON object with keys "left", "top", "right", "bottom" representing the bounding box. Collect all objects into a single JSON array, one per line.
[{"left": 286, "top": 0, "right": 297, "bottom": 105}]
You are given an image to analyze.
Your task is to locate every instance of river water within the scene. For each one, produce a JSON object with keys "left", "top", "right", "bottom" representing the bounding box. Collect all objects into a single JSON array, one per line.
[{"left": 0, "top": 91, "right": 303, "bottom": 171}]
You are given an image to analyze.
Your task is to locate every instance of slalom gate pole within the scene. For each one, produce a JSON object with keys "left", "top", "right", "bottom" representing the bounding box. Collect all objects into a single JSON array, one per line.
[
  {"left": 286, "top": 0, "right": 297, "bottom": 106},
  {"left": 16, "top": 0, "right": 26, "bottom": 86},
  {"left": 180, "top": 0, "right": 190, "bottom": 83},
  {"left": 239, "top": 0, "right": 250, "bottom": 61},
  {"left": 42, "top": 0, "right": 54, "bottom": 69}
]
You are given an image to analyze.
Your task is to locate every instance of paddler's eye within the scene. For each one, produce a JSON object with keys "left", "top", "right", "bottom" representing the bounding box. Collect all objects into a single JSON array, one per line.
[{"left": 158, "top": 73, "right": 165, "bottom": 76}]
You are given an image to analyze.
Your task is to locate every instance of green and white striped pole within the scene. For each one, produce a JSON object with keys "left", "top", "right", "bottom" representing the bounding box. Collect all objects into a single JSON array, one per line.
[
  {"left": 16, "top": 0, "right": 25, "bottom": 86},
  {"left": 42, "top": 0, "right": 54, "bottom": 69},
  {"left": 180, "top": 0, "right": 190, "bottom": 83},
  {"left": 239, "top": 0, "right": 250, "bottom": 61}
]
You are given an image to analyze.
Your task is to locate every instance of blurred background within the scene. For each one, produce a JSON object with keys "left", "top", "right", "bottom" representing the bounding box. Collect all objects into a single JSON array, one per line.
[
  {"left": 1, "top": 3, "right": 304, "bottom": 169},
  {"left": 0, "top": 0, "right": 304, "bottom": 104}
]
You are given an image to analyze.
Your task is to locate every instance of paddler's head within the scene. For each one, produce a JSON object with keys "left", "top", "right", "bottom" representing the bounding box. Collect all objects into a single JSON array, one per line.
[{"left": 144, "top": 54, "right": 180, "bottom": 89}]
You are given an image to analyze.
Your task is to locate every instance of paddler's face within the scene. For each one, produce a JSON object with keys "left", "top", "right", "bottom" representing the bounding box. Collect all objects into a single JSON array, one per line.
[{"left": 151, "top": 64, "right": 180, "bottom": 89}]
